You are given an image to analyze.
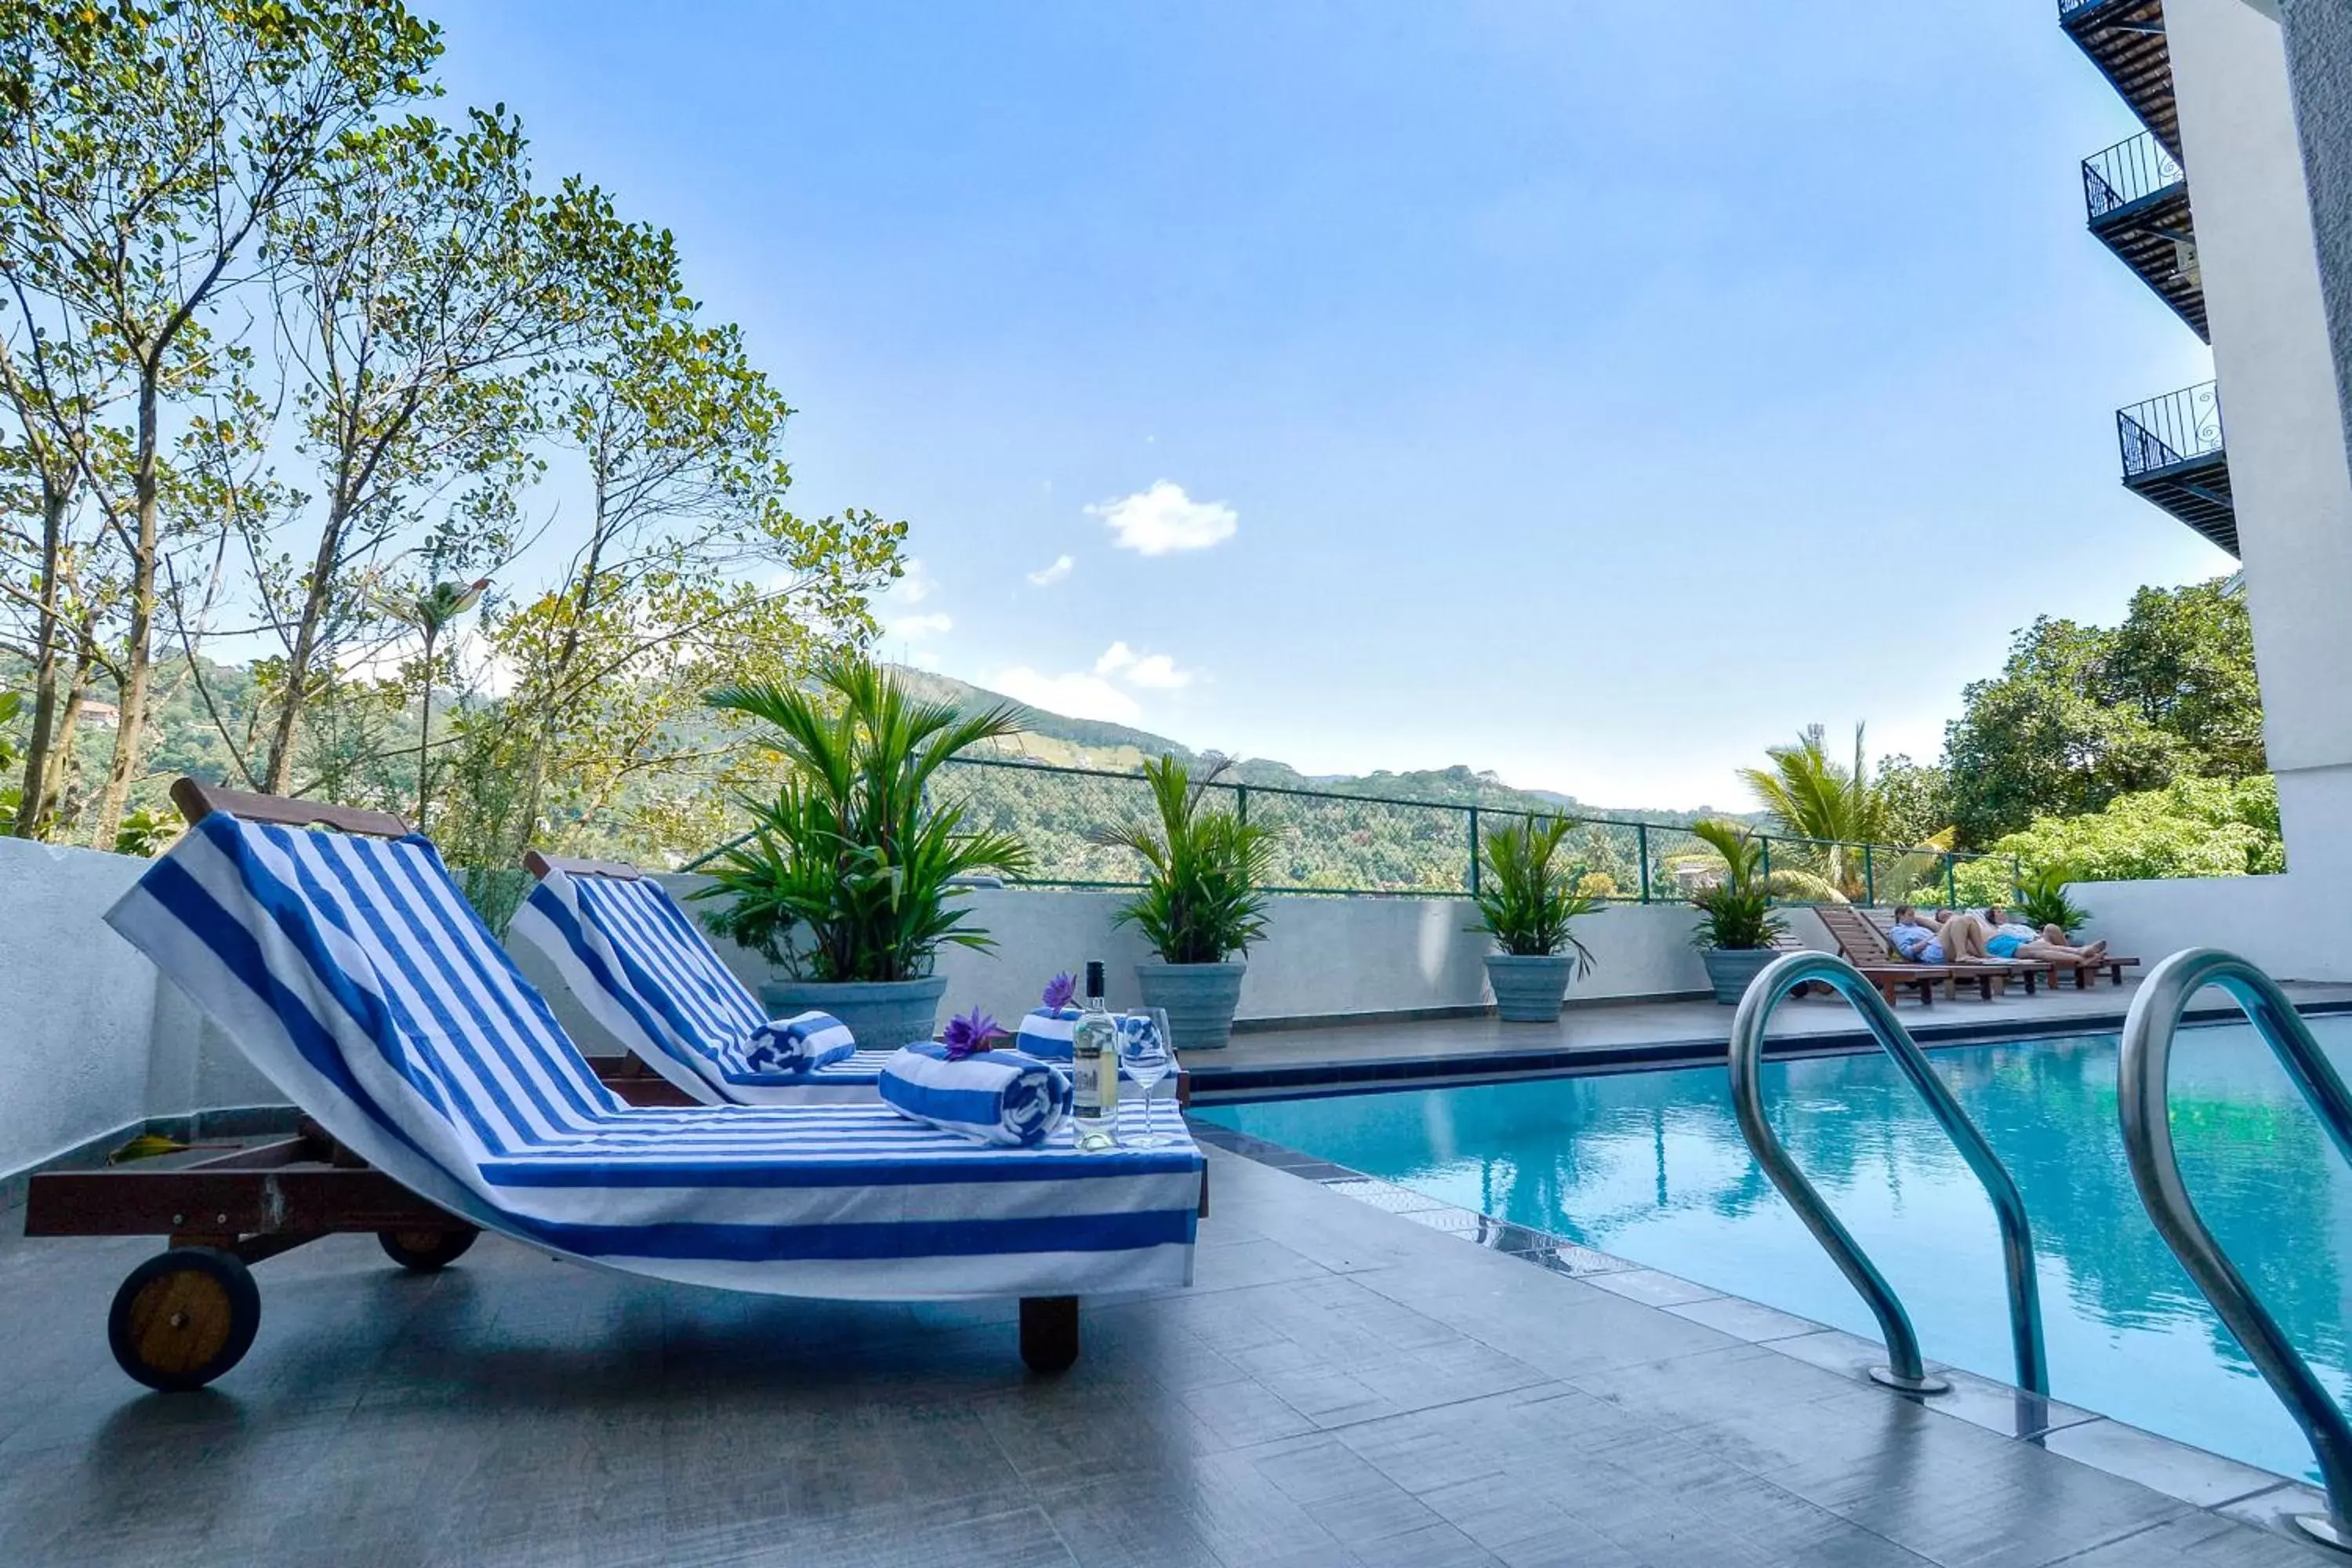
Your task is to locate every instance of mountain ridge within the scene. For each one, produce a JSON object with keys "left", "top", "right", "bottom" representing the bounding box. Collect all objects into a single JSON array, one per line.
[{"left": 894, "top": 665, "right": 1758, "bottom": 829}]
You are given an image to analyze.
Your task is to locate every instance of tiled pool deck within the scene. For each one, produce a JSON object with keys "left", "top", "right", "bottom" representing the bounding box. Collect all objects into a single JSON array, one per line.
[
  {"left": 1195, "top": 979, "right": 2352, "bottom": 1098},
  {"left": 1, "top": 1135, "right": 2338, "bottom": 1565}
]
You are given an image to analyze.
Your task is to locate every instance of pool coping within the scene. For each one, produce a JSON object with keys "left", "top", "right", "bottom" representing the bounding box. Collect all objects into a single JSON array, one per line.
[
  {"left": 1185, "top": 996, "right": 2352, "bottom": 1102},
  {"left": 1185, "top": 1114, "right": 2339, "bottom": 1542}
]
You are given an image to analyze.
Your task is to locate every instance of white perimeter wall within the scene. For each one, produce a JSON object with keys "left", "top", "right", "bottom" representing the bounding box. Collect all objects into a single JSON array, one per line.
[
  {"left": 0, "top": 838, "right": 278, "bottom": 1184},
  {"left": 7, "top": 843, "right": 1842, "bottom": 1180}
]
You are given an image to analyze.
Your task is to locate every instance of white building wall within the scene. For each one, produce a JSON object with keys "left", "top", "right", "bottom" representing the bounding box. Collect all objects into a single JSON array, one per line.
[
  {"left": 0, "top": 838, "right": 278, "bottom": 1185},
  {"left": 2082, "top": 0, "right": 2352, "bottom": 978}
]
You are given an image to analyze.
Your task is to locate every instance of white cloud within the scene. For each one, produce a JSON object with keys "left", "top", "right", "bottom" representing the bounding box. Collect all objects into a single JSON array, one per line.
[
  {"left": 1123, "top": 652, "right": 1192, "bottom": 689},
  {"left": 1088, "top": 481, "right": 1238, "bottom": 556},
  {"left": 885, "top": 557, "right": 936, "bottom": 605},
  {"left": 990, "top": 666, "right": 1142, "bottom": 724},
  {"left": 1027, "top": 554, "right": 1075, "bottom": 587},
  {"left": 887, "top": 612, "right": 953, "bottom": 641},
  {"left": 1094, "top": 641, "right": 1192, "bottom": 689}
]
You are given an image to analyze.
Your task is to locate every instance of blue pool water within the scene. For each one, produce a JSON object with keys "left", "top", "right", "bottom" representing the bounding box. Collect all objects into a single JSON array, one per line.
[{"left": 1197, "top": 1018, "right": 2352, "bottom": 1483}]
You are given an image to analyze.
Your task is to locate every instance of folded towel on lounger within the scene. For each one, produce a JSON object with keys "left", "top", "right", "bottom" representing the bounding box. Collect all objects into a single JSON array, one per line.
[
  {"left": 716, "top": 1011, "right": 858, "bottom": 1079},
  {"left": 1014, "top": 1006, "right": 1081, "bottom": 1059},
  {"left": 880, "top": 1044, "right": 1073, "bottom": 1147}
]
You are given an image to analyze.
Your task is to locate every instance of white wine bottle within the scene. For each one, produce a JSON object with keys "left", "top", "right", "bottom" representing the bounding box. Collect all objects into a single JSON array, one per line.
[{"left": 1071, "top": 960, "right": 1117, "bottom": 1152}]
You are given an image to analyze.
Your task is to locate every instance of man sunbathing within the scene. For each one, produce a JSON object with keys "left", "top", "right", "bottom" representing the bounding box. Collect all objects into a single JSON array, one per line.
[
  {"left": 1980, "top": 907, "right": 2108, "bottom": 964},
  {"left": 1887, "top": 905, "right": 1999, "bottom": 964}
]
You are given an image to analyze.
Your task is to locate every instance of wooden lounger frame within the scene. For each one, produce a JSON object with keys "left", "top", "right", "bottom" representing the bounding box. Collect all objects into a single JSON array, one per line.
[{"left": 27, "top": 778, "right": 1127, "bottom": 1389}]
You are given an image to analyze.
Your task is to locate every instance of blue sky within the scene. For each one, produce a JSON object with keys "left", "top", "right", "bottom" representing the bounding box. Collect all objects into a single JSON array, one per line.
[{"left": 430, "top": 0, "right": 2227, "bottom": 809}]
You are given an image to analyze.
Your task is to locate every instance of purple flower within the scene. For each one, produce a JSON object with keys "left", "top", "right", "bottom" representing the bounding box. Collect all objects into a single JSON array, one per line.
[
  {"left": 1040, "top": 971, "right": 1078, "bottom": 1011},
  {"left": 940, "top": 1007, "right": 1010, "bottom": 1061}
]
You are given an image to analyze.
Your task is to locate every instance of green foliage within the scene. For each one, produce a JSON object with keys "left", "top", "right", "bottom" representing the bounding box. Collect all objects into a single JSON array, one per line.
[
  {"left": 1875, "top": 754, "right": 1954, "bottom": 848},
  {"left": 1739, "top": 724, "right": 1954, "bottom": 902},
  {"left": 1091, "top": 755, "right": 1276, "bottom": 964},
  {"left": 690, "top": 657, "right": 1030, "bottom": 982},
  {"left": 1984, "top": 775, "right": 2283, "bottom": 885},
  {"left": 111, "top": 804, "right": 180, "bottom": 857},
  {"left": 0, "top": 690, "right": 19, "bottom": 822},
  {"left": 1943, "top": 579, "right": 2261, "bottom": 846},
  {"left": 2013, "top": 866, "right": 2090, "bottom": 935},
  {"left": 1470, "top": 817, "right": 1599, "bottom": 971},
  {"left": 1686, "top": 818, "right": 1788, "bottom": 952}
]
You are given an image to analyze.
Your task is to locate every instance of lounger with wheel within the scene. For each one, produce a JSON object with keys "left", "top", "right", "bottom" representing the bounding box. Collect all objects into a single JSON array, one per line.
[{"left": 27, "top": 781, "right": 1202, "bottom": 1392}]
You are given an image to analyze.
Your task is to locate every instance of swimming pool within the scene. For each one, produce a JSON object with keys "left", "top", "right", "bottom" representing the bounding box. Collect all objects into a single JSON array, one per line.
[{"left": 1196, "top": 1015, "right": 2352, "bottom": 1483}]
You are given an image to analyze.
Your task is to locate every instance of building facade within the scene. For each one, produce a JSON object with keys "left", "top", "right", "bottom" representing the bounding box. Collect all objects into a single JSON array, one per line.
[{"left": 2066, "top": 0, "right": 2352, "bottom": 978}]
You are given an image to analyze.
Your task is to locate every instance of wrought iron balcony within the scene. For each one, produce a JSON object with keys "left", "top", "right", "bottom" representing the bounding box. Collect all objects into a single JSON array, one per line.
[
  {"left": 2083, "top": 132, "right": 2205, "bottom": 339},
  {"left": 2058, "top": 0, "right": 2180, "bottom": 158},
  {"left": 2117, "top": 381, "right": 2237, "bottom": 554}
]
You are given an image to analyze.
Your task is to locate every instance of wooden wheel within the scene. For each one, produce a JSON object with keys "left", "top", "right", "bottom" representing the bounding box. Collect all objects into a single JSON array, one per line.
[
  {"left": 107, "top": 1247, "right": 261, "bottom": 1392},
  {"left": 376, "top": 1225, "right": 478, "bottom": 1273}
]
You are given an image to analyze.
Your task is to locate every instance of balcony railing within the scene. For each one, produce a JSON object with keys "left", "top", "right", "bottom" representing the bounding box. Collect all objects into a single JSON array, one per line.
[
  {"left": 2118, "top": 381, "right": 2223, "bottom": 478},
  {"left": 2083, "top": 131, "right": 2184, "bottom": 221}
]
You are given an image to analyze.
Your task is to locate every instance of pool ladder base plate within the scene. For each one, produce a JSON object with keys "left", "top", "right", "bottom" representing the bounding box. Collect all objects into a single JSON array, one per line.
[
  {"left": 2296, "top": 1515, "right": 2352, "bottom": 1554},
  {"left": 1868, "top": 1366, "right": 1951, "bottom": 1396}
]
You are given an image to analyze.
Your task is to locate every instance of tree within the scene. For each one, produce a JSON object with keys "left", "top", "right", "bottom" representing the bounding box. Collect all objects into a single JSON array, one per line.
[
  {"left": 1941, "top": 578, "right": 2260, "bottom": 847},
  {"left": 1739, "top": 724, "right": 1951, "bottom": 902},
  {"left": 252, "top": 108, "right": 595, "bottom": 793},
  {"left": 0, "top": 0, "right": 438, "bottom": 845},
  {"left": 434, "top": 219, "right": 902, "bottom": 874}
]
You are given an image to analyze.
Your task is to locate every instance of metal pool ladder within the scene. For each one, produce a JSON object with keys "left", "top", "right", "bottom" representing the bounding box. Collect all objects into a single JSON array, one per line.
[
  {"left": 1726, "top": 952, "right": 2049, "bottom": 1398},
  {"left": 2121, "top": 949, "right": 2352, "bottom": 1552}
]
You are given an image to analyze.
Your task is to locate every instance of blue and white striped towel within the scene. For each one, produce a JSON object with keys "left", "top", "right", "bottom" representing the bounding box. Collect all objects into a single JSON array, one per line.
[
  {"left": 1014, "top": 1006, "right": 1080, "bottom": 1060},
  {"left": 717, "top": 1011, "right": 858, "bottom": 1077},
  {"left": 880, "top": 1044, "right": 1073, "bottom": 1147}
]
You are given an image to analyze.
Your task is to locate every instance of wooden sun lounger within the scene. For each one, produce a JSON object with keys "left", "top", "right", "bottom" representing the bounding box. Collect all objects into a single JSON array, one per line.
[
  {"left": 1853, "top": 908, "right": 2140, "bottom": 992},
  {"left": 34, "top": 781, "right": 1202, "bottom": 1392},
  {"left": 1768, "top": 931, "right": 1963, "bottom": 1007},
  {"left": 520, "top": 850, "right": 1192, "bottom": 1109},
  {"left": 1813, "top": 906, "right": 2045, "bottom": 1000}
]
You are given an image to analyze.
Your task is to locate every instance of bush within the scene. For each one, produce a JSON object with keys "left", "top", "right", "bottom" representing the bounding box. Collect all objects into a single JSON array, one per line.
[{"left": 1988, "top": 776, "right": 2281, "bottom": 884}]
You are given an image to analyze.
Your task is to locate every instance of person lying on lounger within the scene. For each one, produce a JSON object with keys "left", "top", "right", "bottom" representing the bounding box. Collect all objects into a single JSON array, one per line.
[
  {"left": 1888, "top": 906, "right": 2002, "bottom": 964},
  {"left": 1980, "top": 907, "right": 2108, "bottom": 964}
]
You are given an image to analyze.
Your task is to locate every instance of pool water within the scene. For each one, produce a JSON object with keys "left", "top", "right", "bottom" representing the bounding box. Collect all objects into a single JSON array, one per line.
[{"left": 1196, "top": 1018, "right": 2352, "bottom": 1483}]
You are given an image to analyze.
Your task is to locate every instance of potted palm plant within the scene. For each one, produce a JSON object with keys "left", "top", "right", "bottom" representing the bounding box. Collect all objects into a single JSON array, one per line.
[
  {"left": 1471, "top": 817, "right": 1601, "bottom": 1022},
  {"left": 691, "top": 656, "right": 1032, "bottom": 1050},
  {"left": 2013, "top": 863, "right": 2091, "bottom": 937},
  {"left": 1089, "top": 754, "right": 1272, "bottom": 1051},
  {"left": 1688, "top": 818, "right": 1789, "bottom": 1004}
]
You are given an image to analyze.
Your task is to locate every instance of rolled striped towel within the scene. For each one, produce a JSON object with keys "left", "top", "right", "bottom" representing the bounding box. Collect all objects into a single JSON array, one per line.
[
  {"left": 1014, "top": 1006, "right": 1080, "bottom": 1060},
  {"left": 879, "top": 1044, "right": 1073, "bottom": 1147},
  {"left": 715, "top": 1011, "right": 858, "bottom": 1079}
]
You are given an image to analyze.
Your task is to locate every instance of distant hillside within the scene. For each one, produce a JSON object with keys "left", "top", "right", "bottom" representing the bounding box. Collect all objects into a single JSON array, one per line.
[{"left": 896, "top": 666, "right": 1752, "bottom": 828}]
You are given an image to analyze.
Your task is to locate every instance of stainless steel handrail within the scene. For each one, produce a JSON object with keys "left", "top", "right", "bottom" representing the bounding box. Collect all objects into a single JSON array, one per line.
[
  {"left": 2119, "top": 949, "right": 2352, "bottom": 1552},
  {"left": 1728, "top": 953, "right": 2049, "bottom": 1397}
]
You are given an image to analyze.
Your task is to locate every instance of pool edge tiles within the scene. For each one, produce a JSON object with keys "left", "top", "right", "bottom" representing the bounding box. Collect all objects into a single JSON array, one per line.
[{"left": 1184, "top": 1113, "right": 2333, "bottom": 1540}]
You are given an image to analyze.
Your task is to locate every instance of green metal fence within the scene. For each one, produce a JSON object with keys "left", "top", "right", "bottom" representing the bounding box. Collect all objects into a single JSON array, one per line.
[{"left": 923, "top": 755, "right": 2016, "bottom": 906}]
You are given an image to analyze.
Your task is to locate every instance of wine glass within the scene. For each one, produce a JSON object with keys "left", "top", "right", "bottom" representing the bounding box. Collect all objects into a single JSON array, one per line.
[{"left": 1119, "top": 1007, "right": 1175, "bottom": 1147}]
